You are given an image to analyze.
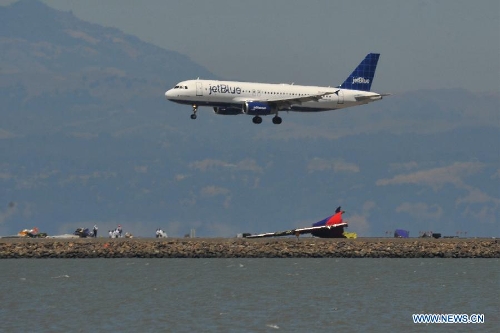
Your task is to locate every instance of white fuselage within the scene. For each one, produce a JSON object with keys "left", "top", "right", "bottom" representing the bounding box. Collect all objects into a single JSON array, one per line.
[{"left": 165, "top": 79, "right": 382, "bottom": 113}]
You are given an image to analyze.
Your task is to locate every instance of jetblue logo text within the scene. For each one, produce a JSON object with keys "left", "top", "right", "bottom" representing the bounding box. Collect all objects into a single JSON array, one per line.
[
  {"left": 209, "top": 84, "right": 242, "bottom": 95},
  {"left": 251, "top": 106, "right": 267, "bottom": 111},
  {"left": 352, "top": 77, "right": 370, "bottom": 84}
]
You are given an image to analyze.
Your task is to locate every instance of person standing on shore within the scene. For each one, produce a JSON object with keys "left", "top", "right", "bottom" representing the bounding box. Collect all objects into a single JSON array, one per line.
[{"left": 93, "top": 225, "right": 98, "bottom": 238}]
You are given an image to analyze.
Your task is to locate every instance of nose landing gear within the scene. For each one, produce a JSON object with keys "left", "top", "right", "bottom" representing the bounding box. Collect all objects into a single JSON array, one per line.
[
  {"left": 272, "top": 116, "right": 282, "bottom": 125},
  {"left": 191, "top": 105, "right": 198, "bottom": 119}
]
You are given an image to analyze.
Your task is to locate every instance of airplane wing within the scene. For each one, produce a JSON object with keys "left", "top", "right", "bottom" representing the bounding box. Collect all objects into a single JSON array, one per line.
[
  {"left": 244, "top": 230, "right": 295, "bottom": 238},
  {"left": 244, "top": 223, "right": 348, "bottom": 239},
  {"left": 294, "top": 223, "right": 348, "bottom": 234},
  {"left": 234, "top": 91, "right": 338, "bottom": 110}
]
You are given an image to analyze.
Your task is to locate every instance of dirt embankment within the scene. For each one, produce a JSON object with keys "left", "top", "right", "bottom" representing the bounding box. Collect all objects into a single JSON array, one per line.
[{"left": 0, "top": 237, "right": 498, "bottom": 258}]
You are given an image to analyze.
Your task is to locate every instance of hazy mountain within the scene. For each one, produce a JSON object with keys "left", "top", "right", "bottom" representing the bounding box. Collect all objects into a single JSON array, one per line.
[
  {"left": 0, "top": 0, "right": 214, "bottom": 123},
  {"left": 0, "top": 0, "right": 498, "bottom": 238}
]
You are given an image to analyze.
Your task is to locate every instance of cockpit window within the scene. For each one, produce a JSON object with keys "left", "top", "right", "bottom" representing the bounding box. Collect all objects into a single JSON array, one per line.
[{"left": 184, "top": 86, "right": 188, "bottom": 89}]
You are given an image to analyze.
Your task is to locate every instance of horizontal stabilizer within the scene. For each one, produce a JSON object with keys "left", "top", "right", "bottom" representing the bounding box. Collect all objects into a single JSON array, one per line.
[{"left": 354, "top": 93, "right": 390, "bottom": 101}]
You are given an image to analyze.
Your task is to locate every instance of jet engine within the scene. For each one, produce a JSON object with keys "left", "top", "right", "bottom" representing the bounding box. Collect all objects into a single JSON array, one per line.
[
  {"left": 243, "top": 101, "right": 274, "bottom": 115},
  {"left": 213, "top": 107, "right": 243, "bottom": 115}
]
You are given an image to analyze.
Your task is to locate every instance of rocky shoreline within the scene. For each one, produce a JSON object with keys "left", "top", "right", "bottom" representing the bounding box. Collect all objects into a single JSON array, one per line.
[{"left": 0, "top": 237, "right": 499, "bottom": 258}]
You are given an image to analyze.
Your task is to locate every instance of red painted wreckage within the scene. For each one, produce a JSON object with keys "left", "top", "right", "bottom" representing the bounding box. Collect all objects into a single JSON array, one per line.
[{"left": 245, "top": 207, "right": 348, "bottom": 239}]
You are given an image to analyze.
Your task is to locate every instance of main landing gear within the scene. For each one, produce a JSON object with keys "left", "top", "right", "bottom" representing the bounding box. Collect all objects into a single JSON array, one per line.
[
  {"left": 252, "top": 116, "right": 262, "bottom": 124},
  {"left": 252, "top": 115, "right": 282, "bottom": 124},
  {"left": 190, "top": 104, "right": 198, "bottom": 119}
]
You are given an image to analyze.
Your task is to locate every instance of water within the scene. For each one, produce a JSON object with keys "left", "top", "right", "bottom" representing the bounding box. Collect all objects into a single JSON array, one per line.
[{"left": 0, "top": 259, "right": 498, "bottom": 332}]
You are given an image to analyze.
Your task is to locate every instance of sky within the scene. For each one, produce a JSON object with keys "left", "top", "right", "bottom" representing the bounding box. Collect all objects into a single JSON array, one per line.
[{"left": 2, "top": 0, "right": 498, "bottom": 93}]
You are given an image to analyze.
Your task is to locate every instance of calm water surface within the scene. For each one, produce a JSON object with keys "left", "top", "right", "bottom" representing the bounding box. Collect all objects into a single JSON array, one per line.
[{"left": 0, "top": 259, "right": 498, "bottom": 332}]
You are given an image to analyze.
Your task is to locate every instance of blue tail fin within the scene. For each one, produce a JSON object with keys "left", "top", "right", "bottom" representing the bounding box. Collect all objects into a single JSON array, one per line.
[{"left": 338, "top": 53, "right": 380, "bottom": 91}]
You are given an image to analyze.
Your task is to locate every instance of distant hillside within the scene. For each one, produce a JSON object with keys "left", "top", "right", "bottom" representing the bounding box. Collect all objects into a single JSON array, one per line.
[{"left": 0, "top": 0, "right": 215, "bottom": 108}]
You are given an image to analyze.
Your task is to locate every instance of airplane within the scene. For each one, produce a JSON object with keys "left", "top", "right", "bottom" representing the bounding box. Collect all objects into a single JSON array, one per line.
[
  {"left": 165, "top": 53, "right": 387, "bottom": 124},
  {"left": 245, "top": 206, "right": 348, "bottom": 239}
]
